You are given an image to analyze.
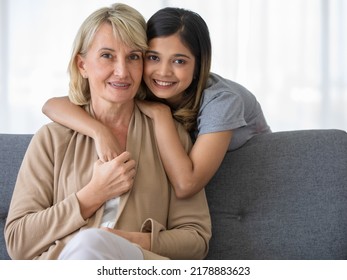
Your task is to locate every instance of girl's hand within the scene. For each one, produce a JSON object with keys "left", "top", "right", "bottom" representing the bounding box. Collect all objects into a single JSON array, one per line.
[
  {"left": 136, "top": 100, "right": 171, "bottom": 120},
  {"left": 94, "top": 125, "right": 122, "bottom": 162},
  {"left": 102, "top": 228, "right": 151, "bottom": 251}
]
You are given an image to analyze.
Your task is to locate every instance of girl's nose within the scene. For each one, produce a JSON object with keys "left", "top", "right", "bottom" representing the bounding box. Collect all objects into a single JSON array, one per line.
[{"left": 157, "top": 62, "right": 173, "bottom": 76}]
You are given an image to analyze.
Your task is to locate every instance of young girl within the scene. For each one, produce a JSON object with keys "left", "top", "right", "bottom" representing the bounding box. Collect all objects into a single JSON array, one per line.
[{"left": 42, "top": 7, "right": 271, "bottom": 198}]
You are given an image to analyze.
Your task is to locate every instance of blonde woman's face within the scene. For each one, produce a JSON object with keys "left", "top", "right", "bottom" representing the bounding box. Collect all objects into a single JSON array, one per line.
[
  {"left": 77, "top": 23, "right": 143, "bottom": 106},
  {"left": 144, "top": 34, "right": 195, "bottom": 107}
]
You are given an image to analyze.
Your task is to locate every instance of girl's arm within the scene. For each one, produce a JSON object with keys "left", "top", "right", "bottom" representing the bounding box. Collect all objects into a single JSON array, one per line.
[
  {"left": 137, "top": 100, "right": 232, "bottom": 198},
  {"left": 42, "top": 96, "right": 121, "bottom": 161}
]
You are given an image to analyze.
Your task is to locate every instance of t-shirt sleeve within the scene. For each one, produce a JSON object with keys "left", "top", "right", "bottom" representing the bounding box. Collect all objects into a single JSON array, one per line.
[{"left": 197, "top": 91, "right": 247, "bottom": 136}]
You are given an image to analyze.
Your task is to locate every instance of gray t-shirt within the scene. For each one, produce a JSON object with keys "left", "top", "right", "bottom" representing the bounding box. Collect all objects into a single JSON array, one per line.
[{"left": 194, "top": 73, "right": 271, "bottom": 151}]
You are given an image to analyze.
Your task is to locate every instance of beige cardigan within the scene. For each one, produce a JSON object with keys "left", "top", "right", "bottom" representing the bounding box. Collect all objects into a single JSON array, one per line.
[{"left": 5, "top": 104, "right": 211, "bottom": 260}]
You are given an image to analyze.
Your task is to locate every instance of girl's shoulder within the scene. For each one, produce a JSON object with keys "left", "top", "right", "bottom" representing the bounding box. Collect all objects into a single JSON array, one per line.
[
  {"left": 205, "top": 73, "right": 251, "bottom": 95},
  {"left": 202, "top": 73, "right": 255, "bottom": 105}
]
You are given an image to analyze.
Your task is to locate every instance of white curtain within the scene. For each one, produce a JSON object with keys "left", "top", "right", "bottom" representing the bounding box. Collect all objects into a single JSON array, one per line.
[{"left": 0, "top": 0, "right": 346, "bottom": 133}]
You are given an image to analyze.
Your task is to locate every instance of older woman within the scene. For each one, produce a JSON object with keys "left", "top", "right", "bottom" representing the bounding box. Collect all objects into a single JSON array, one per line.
[{"left": 5, "top": 3, "right": 211, "bottom": 260}]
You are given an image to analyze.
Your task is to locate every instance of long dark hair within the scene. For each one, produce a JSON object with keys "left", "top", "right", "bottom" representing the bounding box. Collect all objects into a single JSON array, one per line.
[{"left": 145, "top": 7, "right": 212, "bottom": 132}]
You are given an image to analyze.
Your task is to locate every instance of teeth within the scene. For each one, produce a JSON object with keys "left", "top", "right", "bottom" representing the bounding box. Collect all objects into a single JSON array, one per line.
[
  {"left": 155, "top": 80, "right": 173, "bottom": 86},
  {"left": 110, "top": 83, "right": 127, "bottom": 87}
]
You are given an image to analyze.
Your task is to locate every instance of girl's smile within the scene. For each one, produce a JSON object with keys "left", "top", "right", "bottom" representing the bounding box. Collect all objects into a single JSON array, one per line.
[{"left": 144, "top": 33, "right": 195, "bottom": 107}]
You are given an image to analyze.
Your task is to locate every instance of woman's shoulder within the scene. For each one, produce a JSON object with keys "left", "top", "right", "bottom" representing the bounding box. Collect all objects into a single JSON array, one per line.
[{"left": 32, "top": 122, "right": 75, "bottom": 151}]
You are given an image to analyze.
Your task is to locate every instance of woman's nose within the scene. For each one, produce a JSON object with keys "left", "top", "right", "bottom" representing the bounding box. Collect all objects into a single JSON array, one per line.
[{"left": 113, "top": 59, "right": 128, "bottom": 77}]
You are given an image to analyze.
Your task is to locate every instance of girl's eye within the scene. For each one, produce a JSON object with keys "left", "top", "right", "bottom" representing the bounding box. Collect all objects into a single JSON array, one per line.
[
  {"left": 174, "top": 59, "right": 185, "bottom": 65},
  {"left": 146, "top": 55, "right": 159, "bottom": 62}
]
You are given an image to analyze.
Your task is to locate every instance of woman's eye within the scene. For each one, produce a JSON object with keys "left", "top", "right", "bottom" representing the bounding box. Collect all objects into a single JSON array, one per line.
[
  {"left": 101, "top": 53, "right": 112, "bottom": 59},
  {"left": 129, "top": 54, "right": 141, "bottom": 60}
]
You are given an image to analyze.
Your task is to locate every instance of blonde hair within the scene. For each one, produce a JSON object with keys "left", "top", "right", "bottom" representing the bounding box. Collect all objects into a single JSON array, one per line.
[{"left": 68, "top": 3, "right": 147, "bottom": 104}]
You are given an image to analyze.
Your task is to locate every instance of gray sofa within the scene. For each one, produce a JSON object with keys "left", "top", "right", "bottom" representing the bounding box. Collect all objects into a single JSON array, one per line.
[{"left": 1, "top": 129, "right": 347, "bottom": 260}]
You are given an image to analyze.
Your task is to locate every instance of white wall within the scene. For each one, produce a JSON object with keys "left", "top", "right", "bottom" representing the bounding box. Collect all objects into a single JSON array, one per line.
[{"left": 1, "top": 0, "right": 346, "bottom": 133}]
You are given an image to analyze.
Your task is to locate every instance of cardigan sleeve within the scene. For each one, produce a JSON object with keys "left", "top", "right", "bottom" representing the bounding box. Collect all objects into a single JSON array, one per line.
[
  {"left": 140, "top": 190, "right": 211, "bottom": 260},
  {"left": 4, "top": 125, "right": 87, "bottom": 259}
]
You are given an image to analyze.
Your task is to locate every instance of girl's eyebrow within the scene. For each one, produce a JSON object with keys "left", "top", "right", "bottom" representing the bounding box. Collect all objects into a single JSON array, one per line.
[
  {"left": 145, "top": 50, "right": 159, "bottom": 55},
  {"left": 146, "top": 50, "right": 192, "bottom": 59}
]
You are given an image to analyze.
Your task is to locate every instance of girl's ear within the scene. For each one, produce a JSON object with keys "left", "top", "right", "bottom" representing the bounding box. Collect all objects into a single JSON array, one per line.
[{"left": 77, "top": 54, "right": 87, "bottom": 78}]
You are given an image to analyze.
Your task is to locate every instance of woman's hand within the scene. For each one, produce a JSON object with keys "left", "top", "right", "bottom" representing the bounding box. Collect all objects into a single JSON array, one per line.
[
  {"left": 76, "top": 151, "right": 136, "bottom": 219},
  {"left": 90, "top": 152, "right": 136, "bottom": 198},
  {"left": 102, "top": 228, "right": 151, "bottom": 251},
  {"left": 136, "top": 100, "right": 171, "bottom": 120}
]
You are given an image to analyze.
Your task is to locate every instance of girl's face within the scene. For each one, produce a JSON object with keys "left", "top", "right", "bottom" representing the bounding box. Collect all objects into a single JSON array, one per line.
[
  {"left": 144, "top": 33, "right": 196, "bottom": 107},
  {"left": 77, "top": 23, "right": 143, "bottom": 107}
]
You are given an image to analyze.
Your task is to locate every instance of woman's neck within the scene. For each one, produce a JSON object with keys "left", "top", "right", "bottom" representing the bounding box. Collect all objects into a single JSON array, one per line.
[
  {"left": 91, "top": 100, "right": 134, "bottom": 152},
  {"left": 92, "top": 100, "right": 133, "bottom": 125}
]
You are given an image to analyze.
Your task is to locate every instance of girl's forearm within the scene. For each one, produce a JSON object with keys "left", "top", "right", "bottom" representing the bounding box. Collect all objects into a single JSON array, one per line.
[
  {"left": 42, "top": 96, "right": 106, "bottom": 139},
  {"left": 151, "top": 108, "right": 232, "bottom": 198},
  {"left": 152, "top": 112, "right": 196, "bottom": 198},
  {"left": 43, "top": 96, "right": 123, "bottom": 159}
]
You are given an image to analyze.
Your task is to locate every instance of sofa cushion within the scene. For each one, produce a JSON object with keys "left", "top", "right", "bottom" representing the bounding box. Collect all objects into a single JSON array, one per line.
[
  {"left": 205, "top": 129, "right": 347, "bottom": 259},
  {"left": 0, "top": 134, "right": 33, "bottom": 260}
]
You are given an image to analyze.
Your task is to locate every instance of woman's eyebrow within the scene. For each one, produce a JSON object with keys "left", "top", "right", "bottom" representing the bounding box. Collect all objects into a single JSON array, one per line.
[
  {"left": 98, "top": 47, "right": 142, "bottom": 53},
  {"left": 98, "top": 47, "right": 115, "bottom": 52}
]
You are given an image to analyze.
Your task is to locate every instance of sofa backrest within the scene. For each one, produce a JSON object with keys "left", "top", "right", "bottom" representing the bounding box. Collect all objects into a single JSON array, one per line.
[
  {"left": 205, "top": 129, "right": 347, "bottom": 259},
  {"left": 0, "top": 134, "right": 33, "bottom": 260},
  {"left": 1, "top": 130, "right": 347, "bottom": 259}
]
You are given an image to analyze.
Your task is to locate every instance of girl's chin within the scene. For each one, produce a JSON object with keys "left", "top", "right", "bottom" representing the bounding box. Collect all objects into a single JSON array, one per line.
[{"left": 151, "top": 92, "right": 170, "bottom": 100}]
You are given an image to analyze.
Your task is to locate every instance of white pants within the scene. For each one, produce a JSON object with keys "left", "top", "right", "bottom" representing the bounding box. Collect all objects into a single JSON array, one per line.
[{"left": 59, "top": 228, "right": 144, "bottom": 260}]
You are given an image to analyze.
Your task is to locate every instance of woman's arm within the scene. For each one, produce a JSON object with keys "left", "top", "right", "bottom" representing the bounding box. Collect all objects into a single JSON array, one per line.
[
  {"left": 4, "top": 126, "right": 136, "bottom": 259},
  {"left": 137, "top": 100, "right": 232, "bottom": 198},
  {"left": 42, "top": 96, "right": 121, "bottom": 161}
]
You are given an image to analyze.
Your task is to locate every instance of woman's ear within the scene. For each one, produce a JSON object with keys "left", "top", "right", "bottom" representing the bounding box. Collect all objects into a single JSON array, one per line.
[{"left": 77, "top": 54, "right": 88, "bottom": 78}]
